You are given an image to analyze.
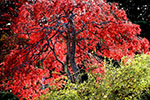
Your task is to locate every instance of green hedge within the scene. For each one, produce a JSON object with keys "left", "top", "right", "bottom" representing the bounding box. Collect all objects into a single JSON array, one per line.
[{"left": 39, "top": 53, "right": 150, "bottom": 100}]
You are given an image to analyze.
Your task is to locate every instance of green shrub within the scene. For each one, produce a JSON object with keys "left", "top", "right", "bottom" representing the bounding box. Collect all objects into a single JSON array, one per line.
[
  {"left": 101, "top": 53, "right": 150, "bottom": 100},
  {"left": 39, "top": 74, "right": 104, "bottom": 100},
  {"left": 39, "top": 53, "right": 150, "bottom": 100},
  {"left": 140, "top": 89, "right": 150, "bottom": 100}
]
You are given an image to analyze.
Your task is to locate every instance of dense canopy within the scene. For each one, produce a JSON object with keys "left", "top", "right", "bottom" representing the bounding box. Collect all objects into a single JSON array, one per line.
[{"left": 0, "top": 0, "right": 149, "bottom": 99}]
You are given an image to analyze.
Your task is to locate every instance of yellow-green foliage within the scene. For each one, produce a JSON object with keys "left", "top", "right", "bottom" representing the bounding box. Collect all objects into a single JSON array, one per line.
[
  {"left": 102, "top": 53, "right": 150, "bottom": 100},
  {"left": 39, "top": 74, "right": 105, "bottom": 100},
  {"left": 39, "top": 53, "right": 150, "bottom": 100}
]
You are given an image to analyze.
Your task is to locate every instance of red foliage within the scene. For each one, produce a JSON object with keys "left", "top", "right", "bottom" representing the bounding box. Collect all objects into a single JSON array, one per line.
[
  {"left": 0, "top": 0, "right": 28, "bottom": 32},
  {"left": 0, "top": 0, "right": 149, "bottom": 99}
]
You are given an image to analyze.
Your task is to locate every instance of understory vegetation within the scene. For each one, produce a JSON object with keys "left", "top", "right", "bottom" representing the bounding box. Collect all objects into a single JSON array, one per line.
[{"left": 38, "top": 53, "right": 150, "bottom": 100}]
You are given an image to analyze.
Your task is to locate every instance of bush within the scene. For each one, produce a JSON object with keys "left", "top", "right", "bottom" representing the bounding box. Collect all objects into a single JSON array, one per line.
[
  {"left": 39, "top": 74, "right": 104, "bottom": 100},
  {"left": 101, "top": 53, "right": 150, "bottom": 100},
  {"left": 140, "top": 89, "right": 150, "bottom": 100},
  {"left": 39, "top": 53, "right": 150, "bottom": 100}
]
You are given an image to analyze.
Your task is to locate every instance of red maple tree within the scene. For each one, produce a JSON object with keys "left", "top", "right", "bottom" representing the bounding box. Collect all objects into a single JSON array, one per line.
[{"left": 0, "top": 0, "right": 149, "bottom": 99}]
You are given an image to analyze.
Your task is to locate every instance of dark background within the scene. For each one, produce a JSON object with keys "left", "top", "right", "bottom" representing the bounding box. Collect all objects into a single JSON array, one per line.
[{"left": 107, "top": 0, "right": 150, "bottom": 40}]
